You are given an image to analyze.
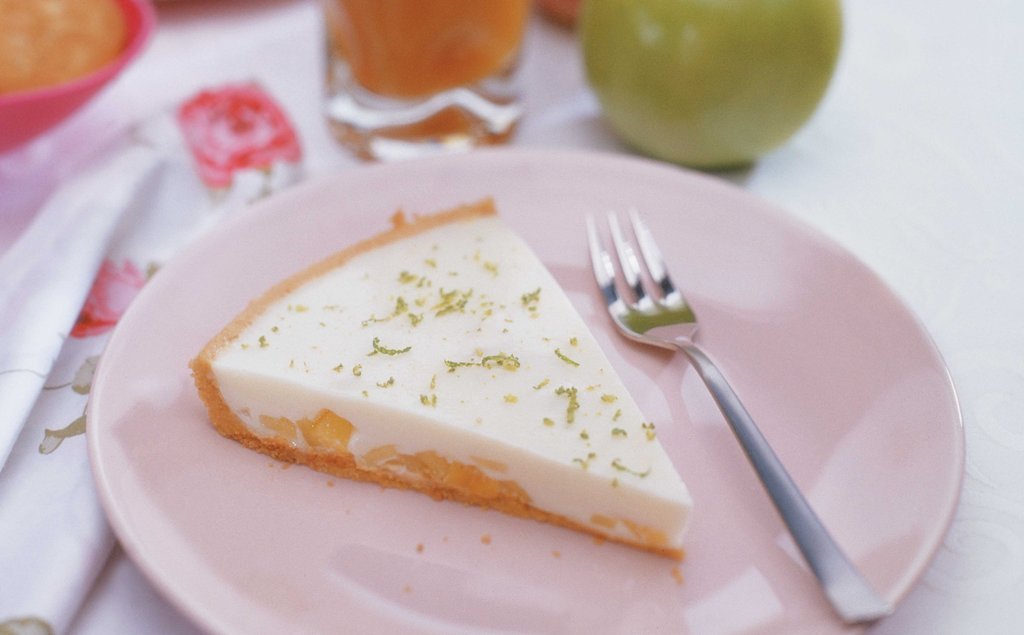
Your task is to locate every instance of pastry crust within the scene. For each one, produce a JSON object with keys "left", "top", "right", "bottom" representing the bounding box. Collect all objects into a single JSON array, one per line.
[
  {"left": 211, "top": 412, "right": 682, "bottom": 559},
  {"left": 190, "top": 199, "right": 684, "bottom": 561}
]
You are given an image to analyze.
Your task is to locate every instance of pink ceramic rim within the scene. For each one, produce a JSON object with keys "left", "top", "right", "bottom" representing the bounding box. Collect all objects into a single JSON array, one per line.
[
  {"left": 86, "top": 148, "right": 965, "bottom": 634},
  {"left": 0, "top": 0, "right": 156, "bottom": 107}
]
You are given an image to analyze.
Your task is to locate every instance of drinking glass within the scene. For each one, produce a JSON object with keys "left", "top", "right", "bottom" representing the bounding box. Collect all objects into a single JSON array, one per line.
[{"left": 320, "top": 0, "right": 530, "bottom": 161}]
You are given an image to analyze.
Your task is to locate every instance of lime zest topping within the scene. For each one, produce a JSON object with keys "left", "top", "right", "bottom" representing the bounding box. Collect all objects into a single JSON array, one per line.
[
  {"left": 369, "top": 336, "right": 411, "bottom": 356},
  {"left": 433, "top": 288, "right": 472, "bottom": 317},
  {"left": 408, "top": 312, "right": 424, "bottom": 326},
  {"left": 569, "top": 336, "right": 578, "bottom": 347},
  {"left": 555, "top": 385, "right": 580, "bottom": 423},
  {"left": 420, "top": 394, "right": 438, "bottom": 407},
  {"left": 332, "top": 363, "right": 344, "bottom": 373},
  {"left": 543, "top": 417, "right": 556, "bottom": 427},
  {"left": 483, "top": 261, "right": 499, "bottom": 276},
  {"left": 361, "top": 296, "right": 411, "bottom": 328},
  {"left": 352, "top": 364, "right": 363, "bottom": 377},
  {"left": 258, "top": 335, "right": 269, "bottom": 348},
  {"left": 572, "top": 452, "right": 597, "bottom": 470},
  {"left": 481, "top": 353, "right": 520, "bottom": 370},
  {"left": 521, "top": 287, "right": 541, "bottom": 307},
  {"left": 580, "top": 429, "right": 590, "bottom": 440},
  {"left": 611, "top": 428, "right": 628, "bottom": 438},
  {"left": 641, "top": 422, "right": 656, "bottom": 441},
  {"left": 601, "top": 394, "right": 618, "bottom": 403},
  {"left": 444, "top": 352, "right": 521, "bottom": 373},
  {"left": 398, "top": 271, "right": 418, "bottom": 284},
  {"left": 612, "top": 408, "right": 623, "bottom": 422},
  {"left": 533, "top": 378, "right": 550, "bottom": 390},
  {"left": 271, "top": 326, "right": 279, "bottom": 333},
  {"left": 554, "top": 348, "right": 580, "bottom": 367},
  {"left": 611, "top": 458, "right": 652, "bottom": 478},
  {"left": 376, "top": 377, "right": 395, "bottom": 388},
  {"left": 503, "top": 394, "right": 518, "bottom": 403}
]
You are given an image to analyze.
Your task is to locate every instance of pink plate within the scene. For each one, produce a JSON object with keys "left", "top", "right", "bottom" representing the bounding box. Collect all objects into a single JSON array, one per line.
[{"left": 88, "top": 149, "right": 963, "bottom": 634}]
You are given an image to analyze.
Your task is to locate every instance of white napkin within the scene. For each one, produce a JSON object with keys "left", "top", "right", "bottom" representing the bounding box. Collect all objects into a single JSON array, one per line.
[
  {"left": 0, "top": 83, "right": 303, "bottom": 633},
  {"left": 0, "top": 146, "right": 162, "bottom": 467}
]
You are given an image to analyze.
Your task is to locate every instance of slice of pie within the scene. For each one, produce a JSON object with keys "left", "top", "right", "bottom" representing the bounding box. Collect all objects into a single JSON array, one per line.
[{"left": 191, "top": 199, "right": 693, "bottom": 558}]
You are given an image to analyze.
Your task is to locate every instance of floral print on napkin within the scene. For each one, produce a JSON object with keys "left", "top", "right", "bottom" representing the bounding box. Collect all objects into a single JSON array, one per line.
[
  {"left": 40, "top": 258, "right": 149, "bottom": 453},
  {"left": 70, "top": 259, "right": 147, "bottom": 339},
  {"left": 176, "top": 82, "right": 302, "bottom": 189},
  {"left": 0, "top": 81, "right": 303, "bottom": 632}
]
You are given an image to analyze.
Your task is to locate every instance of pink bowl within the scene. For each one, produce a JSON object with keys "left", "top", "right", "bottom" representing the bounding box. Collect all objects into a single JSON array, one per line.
[{"left": 0, "top": 0, "right": 156, "bottom": 154}]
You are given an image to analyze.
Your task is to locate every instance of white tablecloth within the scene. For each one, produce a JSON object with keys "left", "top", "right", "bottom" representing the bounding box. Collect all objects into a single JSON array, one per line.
[{"left": 2, "top": 1, "right": 1021, "bottom": 633}]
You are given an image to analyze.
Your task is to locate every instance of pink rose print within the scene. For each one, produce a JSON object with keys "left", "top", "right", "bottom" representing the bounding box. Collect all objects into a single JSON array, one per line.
[
  {"left": 176, "top": 83, "right": 302, "bottom": 188},
  {"left": 71, "top": 259, "right": 146, "bottom": 338}
]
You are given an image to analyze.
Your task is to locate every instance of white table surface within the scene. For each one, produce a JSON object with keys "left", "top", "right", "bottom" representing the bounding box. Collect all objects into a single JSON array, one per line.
[{"left": 2, "top": 0, "right": 1022, "bottom": 633}]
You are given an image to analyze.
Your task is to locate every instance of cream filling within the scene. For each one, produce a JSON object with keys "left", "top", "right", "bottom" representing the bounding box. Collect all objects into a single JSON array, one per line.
[{"left": 212, "top": 215, "right": 692, "bottom": 550}]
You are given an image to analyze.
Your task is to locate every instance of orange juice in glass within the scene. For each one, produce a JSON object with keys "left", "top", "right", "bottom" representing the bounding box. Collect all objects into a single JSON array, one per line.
[{"left": 321, "top": 0, "right": 530, "bottom": 160}]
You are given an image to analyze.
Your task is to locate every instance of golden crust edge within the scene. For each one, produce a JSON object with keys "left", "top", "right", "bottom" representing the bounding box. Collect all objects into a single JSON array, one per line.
[
  {"left": 219, "top": 423, "right": 684, "bottom": 561},
  {"left": 189, "top": 199, "right": 497, "bottom": 440},
  {"left": 188, "top": 198, "right": 684, "bottom": 561}
]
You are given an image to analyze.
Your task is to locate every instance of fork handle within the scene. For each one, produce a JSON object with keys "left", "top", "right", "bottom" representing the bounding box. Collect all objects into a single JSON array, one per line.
[{"left": 677, "top": 341, "right": 893, "bottom": 623}]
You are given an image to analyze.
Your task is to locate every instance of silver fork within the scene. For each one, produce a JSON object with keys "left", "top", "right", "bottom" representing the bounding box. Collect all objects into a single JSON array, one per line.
[{"left": 587, "top": 210, "right": 893, "bottom": 624}]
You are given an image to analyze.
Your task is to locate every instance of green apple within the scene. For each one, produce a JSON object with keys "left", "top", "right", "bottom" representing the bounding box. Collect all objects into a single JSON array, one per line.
[{"left": 581, "top": 0, "right": 842, "bottom": 169}]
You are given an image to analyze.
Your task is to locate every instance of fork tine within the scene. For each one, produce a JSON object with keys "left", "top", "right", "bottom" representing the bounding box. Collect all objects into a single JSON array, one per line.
[
  {"left": 586, "top": 215, "right": 620, "bottom": 307},
  {"left": 628, "top": 208, "right": 680, "bottom": 302},
  {"left": 608, "top": 212, "right": 653, "bottom": 308}
]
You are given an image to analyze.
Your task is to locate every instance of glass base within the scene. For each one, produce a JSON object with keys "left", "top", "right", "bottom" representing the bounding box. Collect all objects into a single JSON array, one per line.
[{"left": 324, "top": 60, "right": 522, "bottom": 161}]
